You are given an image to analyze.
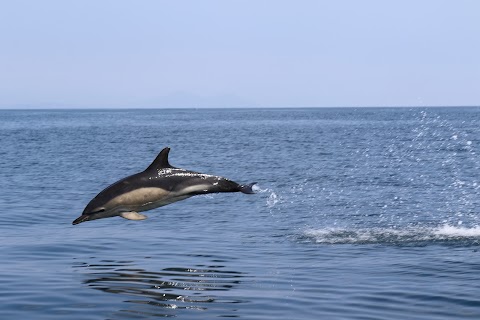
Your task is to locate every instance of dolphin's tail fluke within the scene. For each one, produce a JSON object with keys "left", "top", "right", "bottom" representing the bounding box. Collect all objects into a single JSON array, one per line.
[
  {"left": 239, "top": 182, "right": 257, "bottom": 194},
  {"left": 72, "top": 214, "right": 90, "bottom": 225}
]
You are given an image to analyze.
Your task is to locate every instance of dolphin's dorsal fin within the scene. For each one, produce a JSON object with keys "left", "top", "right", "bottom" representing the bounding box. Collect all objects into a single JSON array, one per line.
[{"left": 145, "top": 147, "right": 173, "bottom": 171}]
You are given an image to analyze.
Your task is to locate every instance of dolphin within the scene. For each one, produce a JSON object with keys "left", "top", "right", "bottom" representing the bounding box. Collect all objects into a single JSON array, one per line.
[{"left": 72, "top": 147, "right": 256, "bottom": 225}]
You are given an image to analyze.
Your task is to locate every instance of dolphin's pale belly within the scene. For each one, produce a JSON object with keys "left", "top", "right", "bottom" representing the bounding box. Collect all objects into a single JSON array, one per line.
[
  {"left": 105, "top": 184, "right": 212, "bottom": 213},
  {"left": 105, "top": 187, "right": 170, "bottom": 212}
]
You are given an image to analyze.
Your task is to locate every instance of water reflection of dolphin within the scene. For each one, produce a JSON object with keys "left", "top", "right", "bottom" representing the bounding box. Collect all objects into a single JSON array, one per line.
[
  {"left": 73, "top": 257, "right": 246, "bottom": 317},
  {"left": 73, "top": 147, "right": 256, "bottom": 225}
]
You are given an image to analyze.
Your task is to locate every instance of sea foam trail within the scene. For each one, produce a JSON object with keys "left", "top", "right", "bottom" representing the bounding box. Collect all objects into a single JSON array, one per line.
[{"left": 302, "top": 225, "right": 480, "bottom": 244}]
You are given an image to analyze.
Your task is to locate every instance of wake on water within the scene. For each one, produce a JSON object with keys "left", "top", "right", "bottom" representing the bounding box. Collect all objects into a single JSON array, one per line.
[
  {"left": 301, "top": 225, "right": 480, "bottom": 245},
  {"left": 254, "top": 186, "right": 480, "bottom": 245},
  {"left": 255, "top": 185, "right": 480, "bottom": 245}
]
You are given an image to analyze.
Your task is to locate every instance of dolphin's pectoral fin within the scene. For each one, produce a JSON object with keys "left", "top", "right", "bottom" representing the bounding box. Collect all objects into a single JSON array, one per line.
[{"left": 120, "top": 211, "right": 148, "bottom": 221}]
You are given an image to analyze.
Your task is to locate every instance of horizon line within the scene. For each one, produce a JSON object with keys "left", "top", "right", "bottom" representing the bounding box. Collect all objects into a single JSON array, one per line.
[{"left": 1, "top": 105, "right": 480, "bottom": 111}]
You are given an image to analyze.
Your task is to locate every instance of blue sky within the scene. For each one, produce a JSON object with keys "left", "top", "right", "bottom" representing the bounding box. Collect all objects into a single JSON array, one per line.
[{"left": 1, "top": 0, "right": 479, "bottom": 108}]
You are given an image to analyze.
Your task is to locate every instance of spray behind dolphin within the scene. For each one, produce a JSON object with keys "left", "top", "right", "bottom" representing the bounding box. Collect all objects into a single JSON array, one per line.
[{"left": 72, "top": 147, "right": 256, "bottom": 225}]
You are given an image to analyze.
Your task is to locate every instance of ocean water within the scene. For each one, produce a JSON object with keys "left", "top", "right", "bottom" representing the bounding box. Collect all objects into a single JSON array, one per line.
[{"left": 1, "top": 107, "right": 480, "bottom": 319}]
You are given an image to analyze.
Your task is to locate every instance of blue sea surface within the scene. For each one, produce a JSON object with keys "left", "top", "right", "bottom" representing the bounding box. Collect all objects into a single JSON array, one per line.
[{"left": 1, "top": 107, "right": 480, "bottom": 319}]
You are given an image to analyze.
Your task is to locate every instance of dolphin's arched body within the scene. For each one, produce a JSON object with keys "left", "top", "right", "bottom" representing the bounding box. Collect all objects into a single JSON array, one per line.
[{"left": 72, "top": 147, "right": 256, "bottom": 225}]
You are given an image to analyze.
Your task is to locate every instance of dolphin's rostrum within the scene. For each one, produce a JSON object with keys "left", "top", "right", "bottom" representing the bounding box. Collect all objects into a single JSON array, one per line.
[{"left": 72, "top": 147, "right": 256, "bottom": 225}]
